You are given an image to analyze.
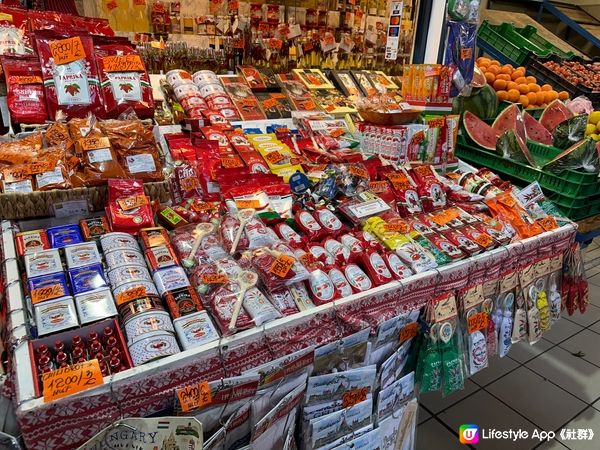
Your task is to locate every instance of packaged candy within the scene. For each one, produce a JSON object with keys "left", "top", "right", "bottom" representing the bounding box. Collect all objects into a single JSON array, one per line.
[
  {"left": 411, "top": 233, "right": 453, "bottom": 266},
  {"left": 294, "top": 210, "right": 327, "bottom": 241},
  {"left": 251, "top": 248, "right": 297, "bottom": 292},
  {"left": 273, "top": 222, "right": 306, "bottom": 248},
  {"left": 80, "top": 216, "right": 111, "bottom": 241},
  {"left": 343, "top": 264, "right": 373, "bottom": 293},
  {"left": 305, "top": 268, "right": 338, "bottom": 305},
  {"left": 16, "top": 229, "right": 50, "bottom": 256},
  {"left": 358, "top": 251, "right": 394, "bottom": 287},
  {"left": 157, "top": 206, "right": 189, "bottom": 230},
  {"left": 164, "top": 286, "right": 203, "bottom": 318},
  {"left": 382, "top": 252, "right": 413, "bottom": 280},
  {"left": 460, "top": 226, "right": 495, "bottom": 251},
  {"left": 313, "top": 207, "right": 348, "bottom": 237},
  {"left": 272, "top": 242, "right": 310, "bottom": 284}
]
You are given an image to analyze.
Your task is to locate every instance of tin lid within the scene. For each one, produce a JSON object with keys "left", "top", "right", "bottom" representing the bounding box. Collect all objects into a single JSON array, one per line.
[
  {"left": 75, "top": 288, "right": 117, "bottom": 324},
  {"left": 173, "top": 310, "right": 219, "bottom": 350},
  {"left": 24, "top": 248, "right": 63, "bottom": 278},
  {"left": 127, "top": 331, "right": 180, "bottom": 366},
  {"left": 46, "top": 224, "right": 84, "bottom": 248},
  {"left": 64, "top": 242, "right": 102, "bottom": 269},
  {"left": 68, "top": 263, "right": 108, "bottom": 295},
  {"left": 28, "top": 272, "right": 69, "bottom": 303},
  {"left": 34, "top": 296, "right": 79, "bottom": 336},
  {"left": 100, "top": 232, "right": 140, "bottom": 253}
]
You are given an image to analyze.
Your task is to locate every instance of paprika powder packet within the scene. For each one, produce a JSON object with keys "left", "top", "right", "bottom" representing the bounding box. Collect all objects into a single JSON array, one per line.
[
  {"left": 33, "top": 145, "right": 71, "bottom": 191},
  {"left": 35, "top": 31, "right": 104, "bottom": 119},
  {"left": 107, "top": 178, "right": 154, "bottom": 232},
  {"left": 71, "top": 135, "right": 127, "bottom": 186},
  {"left": 1, "top": 55, "right": 48, "bottom": 124}
]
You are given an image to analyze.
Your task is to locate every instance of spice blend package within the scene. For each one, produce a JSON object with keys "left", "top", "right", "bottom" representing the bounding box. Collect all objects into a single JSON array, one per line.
[{"left": 1, "top": 55, "right": 48, "bottom": 124}]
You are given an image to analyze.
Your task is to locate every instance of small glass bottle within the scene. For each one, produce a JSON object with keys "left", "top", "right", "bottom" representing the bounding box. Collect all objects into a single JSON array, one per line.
[
  {"left": 56, "top": 352, "right": 68, "bottom": 366},
  {"left": 105, "top": 336, "right": 118, "bottom": 350},
  {"left": 90, "top": 340, "right": 103, "bottom": 355},
  {"left": 54, "top": 340, "right": 65, "bottom": 354},
  {"left": 99, "top": 361, "right": 109, "bottom": 377},
  {"left": 71, "top": 347, "right": 84, "bottom": 364},
  {"left": 109, "top": 357, "right": 122, "bottom": 375},
  {"left": 109, "top": 347, "right": 121, "bottom": 359}
]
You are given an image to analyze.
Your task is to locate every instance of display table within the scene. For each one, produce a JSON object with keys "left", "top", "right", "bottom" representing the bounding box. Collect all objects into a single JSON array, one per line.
[{"left": 1, "top": 219, "right": 577, "bottom": 450}]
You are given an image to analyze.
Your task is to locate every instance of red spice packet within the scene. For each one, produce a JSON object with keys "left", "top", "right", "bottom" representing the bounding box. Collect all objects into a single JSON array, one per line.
[{"left": 1, "top": 55, "right": 48, "bottom": 124}]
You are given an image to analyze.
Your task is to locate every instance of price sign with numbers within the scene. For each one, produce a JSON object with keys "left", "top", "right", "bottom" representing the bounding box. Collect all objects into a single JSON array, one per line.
[
  {"left": 270, "top": 254, "right": 295, "bottom": 278},
  {"left": 538, "top": 216, "right": 558, "bottom": 232},
  {"left": 176, "top": 381, "right": 212, "bottom": 412},
  {"left": 49, "top": 36, "right": 86, "bottom": 65},
  {"left": 43, "top": 360, "right": 104, "bottom": 402},
  {"left": 342, "top": 387, "right": 368, "bottom": 408},
  {"left": 115, "top": 286, "right": 146, "bottom": 306},
  {"left": 467, "top": 312, "right": 488, "bottom": 334},
  {"left": 265, "top": 151, "right": 285, "bottom": 164},
  {"left": 201, "top": 274, "right": 229, "bottom": 284},
  {"left": 399, "top": 322, "right": 419, "bottom": 343}
]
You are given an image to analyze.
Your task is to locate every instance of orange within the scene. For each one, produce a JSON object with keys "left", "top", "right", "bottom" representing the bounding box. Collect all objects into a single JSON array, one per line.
[
  {"left": 519, "top": 95, "right": 530, "bottom": 108},
  {"left": 526, "top": 76, "right": 537, "bottom": 84},
  {"left": 490, "top": 60, "right": 501, "bottom": 66},
  {"left": 528, "top": 83, "right": 541, "bottom": 93},
  {"left": 485, "top": 72, "right": 496, "bottom": 84},
  {"left": 541, "top": 84, "right": 552, "bottom": 92},
  {"left": 507, "top": 89, "right": 520, "bottom": 102},
  {"left": 501, "top": 65, "right": 513, "bottom": 74},
  {"left": 527, "top": 92, "right": 537, "bottom": 105},
  {"left": 518, "top": 84, "right": 530, "bottom": 94},
  {"left": 516, "top": 66, "right": 526, "bottom": 73},
  {"left": 547, "top": 90, "right": 559, "bottom": 102},
  {"left": 511, "top": 70, "right": 525, "bottom": 81},
  {"left": 536, "top": 91, "right": 546, "bottom": 105},
  {"left": 496, "top": 74, "right": 511, "bottom": 81},
  {"left": 477, "top": 57, "right": 491, "bottom": 67},
  {"left": 487, "top": 65, "right": 500, "bottom": 76},
  {"left": 514, "top": 77, "right": 527, "bottom": 84},
  {"left": 558, "top": 91, "right": 569, "bottom": 100},
  {"left": 497, "top": 90, "right": 508, "bottom": 102},
  {"left": 493, "top": 79, "right": 508, "bottom": 90},
  {"left": 507, "top": 81, "right": 519, "bottom": 90}
]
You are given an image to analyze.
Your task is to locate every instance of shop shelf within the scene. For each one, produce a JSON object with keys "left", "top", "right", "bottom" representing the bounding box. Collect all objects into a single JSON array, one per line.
[{"left": 516, "top": 25, "right": 575, "bottom": 60}]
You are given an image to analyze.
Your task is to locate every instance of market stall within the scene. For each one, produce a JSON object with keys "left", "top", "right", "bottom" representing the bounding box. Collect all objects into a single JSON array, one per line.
[{"left": 0, "top": 2, "right": 594, "bottom": 450}]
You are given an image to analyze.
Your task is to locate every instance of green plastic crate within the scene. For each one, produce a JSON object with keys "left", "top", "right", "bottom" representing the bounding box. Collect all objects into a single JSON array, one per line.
[
  {"left": 478, "top": 21, "right": 552, "bottom": 65},
  {"left": 516, "top": 25, "right": 575, "bottom": 60},
  {"left": 546, "top": 193, "right": 600, "bottom": 221}
]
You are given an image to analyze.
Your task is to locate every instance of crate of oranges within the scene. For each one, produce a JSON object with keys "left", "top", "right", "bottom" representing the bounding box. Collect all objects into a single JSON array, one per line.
[{"left": 476, "top": 56, "right": 569, "bottom": 111}]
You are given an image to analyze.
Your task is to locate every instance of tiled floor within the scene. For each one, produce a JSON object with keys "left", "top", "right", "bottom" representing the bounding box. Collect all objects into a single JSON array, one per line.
[{"left": 417, "top": 241, "right": 600, "bottom": 449}]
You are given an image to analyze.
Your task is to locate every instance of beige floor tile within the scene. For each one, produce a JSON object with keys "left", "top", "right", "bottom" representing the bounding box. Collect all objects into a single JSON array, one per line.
[
  {"left": 564, "top": 304, "right": 600, "bottom": 328},
  {"left": 438, "top": 390, "right": 539, "bottom": 450},
  {"left": 526, "top": 346, "right": 600, "bottom": 403},
  {"left": 486, "top": 366, "right": 586, "bottom": 430},
  {"left": 559, "top": 329, "right": 600, "bottom": 367},
  {"left": 470, "top": 354, "right": 520, "bottom": 387},
  {"left": 542, "top": 319, "right": 584, "bottom": 344},
  {"left": 556, "top": 407, "right": 600, "bottom": 450}
]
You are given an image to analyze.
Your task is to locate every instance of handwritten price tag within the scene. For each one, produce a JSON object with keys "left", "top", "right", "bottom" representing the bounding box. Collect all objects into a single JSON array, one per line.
[
  {"left": 43, "top": 360, "right": 103, "bottom": 402},
  {"left": 342, "top": 387, "right": 368, "bottom": 408},
  {"left": 201, "top": 274, "right": 229, "bottom": 284},
  {"left": 115, "top": 286, "right": 146, "bottom": 306},
  {"left": 302, "top": 100, "right": 316, "bottom": 111},
  {"left": 80, "top": 136, "right": 110, "bottom": 151},
  {"left": 474, "top": 234, "right": 493, "bottom": 248},
  {"left": 102, "top": 55, "right": 145, "bottom": 72},
  {"left": 176, "top": 381, "right": 212, "bottom": 412},
  {"left": 117, "top": 195, "right": 149, "bottom": 211},
  {"left": 369, "top": 181, "right": 388, "bottom": 193},
  {"left": 221, "top": 156, "right": 244, "bottom": 168},
  {"left": 265, "top": 151, "right": 285, "bottom": 165},
  {"left": 32, "top": 284, "right": 65, "bottom": 304},
  {"left": 431, "top": 209, "right": 459, "bottom": 226},
  {"left": 538, "top": 216, "right": 558, "bottom": 232},
  {"left": 467, "top": 312, "right": 488, "bottom": 334},
  {"left": 399, "top": 322, "right": 419, "bottom": 343},
  {"left": 180, "top": 177, "right": 201, "bottom": 191},
  {"left": 384, "top": 222, "right": 409, "bottom": 233},
  {"left": 349, "top": 165, "right": 368, "bottom": 179},
  {"left": 270, "top": 254, "right": 295, "bottom": 278},
  {"left": 236, "top": 199, "right": 260, "bottom": 209},
  {"left": 299, "top": 253, "right": 317, "bottom": 268},
  {"left": 49, "top": 36, "right": 86, "bottom": 65}
]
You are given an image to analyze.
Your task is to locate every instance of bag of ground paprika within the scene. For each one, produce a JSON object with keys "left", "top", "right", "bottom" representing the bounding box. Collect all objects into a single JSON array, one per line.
[{"left": 1, "top": 55, "right": 48, "bottom": 124}]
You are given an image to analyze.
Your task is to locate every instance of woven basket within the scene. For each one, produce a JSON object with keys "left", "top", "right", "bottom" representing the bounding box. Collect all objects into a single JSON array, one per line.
[{"left": 0, "top": 181, "right": 170, "bottom": 220}]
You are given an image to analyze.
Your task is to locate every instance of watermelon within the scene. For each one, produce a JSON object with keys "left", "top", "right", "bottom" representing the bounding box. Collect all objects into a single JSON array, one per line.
[
  {"left": 464, "top": 111, "right": 499, "bottom": 151},
  {"left": 552, "top": 114, "right": 589, "bottom": 149},
  {"left": 472, "top": 66, "right": 486, "bottom": 89},
  {"left": 453, "top": 84, "right": 498, "bottom": 119},
  {"left": 492, "top": 104, "right": 527, "bottom": 143},
  {"left": 496, "top": 129, "right": 537, "bottom": 167},
  {"left": 539, "top": 100, "right": 574, "bottom": 132},
  {"left": 543, "top": 138, "right": 599, "bottom": 173},
  {"left": 523, "top": 111, "right": 553, "bottom": 145}
]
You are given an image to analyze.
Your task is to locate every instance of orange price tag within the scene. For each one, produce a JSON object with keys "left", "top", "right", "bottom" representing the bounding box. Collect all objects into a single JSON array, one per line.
[
  {"left": 2, "top": 167, "right": 26, "bottom": 183},
  {"left": 201, "top": 274, "right": 229, "bottom": 284},
  {"left": 302, "top": 100, "right": 316, "bottom": 110},
  {"left": 269, "top": 38, "right": 283, "bottom": 49},
  {"left": 399, "top": 322, "right": 419, "bottom": 343},
  {"left": 106, "top": 0, "right": 118, "bottom": 11},
  {"left": 117, "top": 195, "right": 149, "bottom": 211},
  {"left": 369, "top": 181, "right": 388, "bottom": 193},
  {"left": 299, "top": 253, "right": 317, "bottom": 268},
  {"left": 16, "top": 76, "right": 42, "bottom": 85},
  {"left": 538, "top": 216, "right": 558, "bottom": 232},
  {"left": 49, "top": 36, "right": 86, "bottom": 65},
  {"left": 31, "top": 284, "right": 65, "bottom": 304},
  {"left": 467, "top": 312, "right": 488, "bottom": 334},
  {"left": 269, "top": 254, "right": 295, "bottom": 278},
  {"left": 342, "top": 387, "right": 368, "bottom": 408},
  {"left": 384, "top": 222, "right": 409, "bottom": 233},
  {"left": 26, "top": 162, "right": 51, "bottom": 175},
  {"left": 241, "top": 98, "right": 256, "bottom": 107},
  {"left": 265, "top": 151, "right": 285, "bottom": 164},
  {"left": 460, "top": 48, "right": 473, "bottom": 61},
  {"left": 474, "top": 234, "right": 493, "bottom": 248},
  {"left": 349, "top": 165, "right": 368, "bottom": 179},
  {"left": 80, "top": 136, "right": 110, "bottom": 151},
  {"left": 221, "top": 156, "right": 244, "bottom": 168},
  {"left": 262, "top": 98, "right": 278, "bottom": 109},
  {"left": 325, "top": 104, "right": 336, "bottom": 112},
  {"left": 180, "top": 177, "right": 201, "bottom": 191},
  {"left": 176, "top": 381, "right": 212, "bottom": 412},
  {"left": 236, "top": 199, "right": 260, "bottom": 209},
  {"left": 115, "top": 286, "right": 146, "bottom": 305},
  {"left": 431, "top": 209, "right": 459, "bottom": 226},
  {"left": 102, "top": 55, "right": 145, "bottom": 72},
  {"left": 329, "top": 128, "right": 345, "bottom": 138},
  {"left": 42, "top": 359, "right": 104, "bottom": 402},
  {"left": 498, "top": 193, "right": 516, "bottom": 208}
]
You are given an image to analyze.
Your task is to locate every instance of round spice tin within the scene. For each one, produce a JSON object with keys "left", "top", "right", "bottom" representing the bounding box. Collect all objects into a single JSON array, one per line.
[
  {"left": 113, "top": 280, "right": 159, "bottom": 303},
  {"left": 199, "top": 83, "right": 226, "bottom": 98},
  {"left": 64, "top": 242, "right": 102, "bottom": 269},
  {"left": 164, "top": 286, "right": 203, "bottom": 319},
  {"left": 192, "top": 70, "right": 219, "bottom": 85},
  {"left": 100, "top": 232, "right": 140, "bottom": 253},
  {"left": 124, "top": 310, "right": 175, "bottom": 343},
  {"left": 127, "top": 331, "right": 180, "bottom": 366},
  {"left": 117, "top": 295, "right": 165, "bottom": 323},
  {"left": 205, "top": 92, "right": 231, "bottom": 105},
  {"left": 166, "top": 69, "right": 193, "bottom": 86},
  {"left": 24, "top": 248, "right": 63, "bottom": 278},
  {"left": 75, "top": 288, "right": 117, "bottom": 324},
  {"left": 174, "top": 310, "right": 219, "bottom": 350},
  {"left": 108, "top": 264, "right": 152, "bottom": 288},
  {"left": 174, "top": 83, "right": 201, "bottom": 101},
  {"left": 153, "top": 266, "right": 190, "bottom": 297},
  {"left": 104, "top": 248, "right": 145, "bottom": 269},
  {"left": 34, "top": 296, "right": 79, "bottom": 336}
]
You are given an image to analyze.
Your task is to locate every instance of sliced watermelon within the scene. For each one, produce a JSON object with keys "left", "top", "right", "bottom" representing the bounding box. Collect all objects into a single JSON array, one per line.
[
  {"left": 523, "top": 111, "right": 553, "bottom": 145},
  {"left": 496, "top": 129, "right": 537, "bottom": 168},
  {"left": 492, "top": 104, "right": 527, "bottom": 143},
  {"left": 464, "top": 111, "right": 499, "bottom": 151},
  {"left": 539, "top": 99, "right": 574, "bottom": 132}
]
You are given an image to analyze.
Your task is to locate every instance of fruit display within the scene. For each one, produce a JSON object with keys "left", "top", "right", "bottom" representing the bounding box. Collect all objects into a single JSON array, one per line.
[
  {"left": 585, "top": 110, "right": 600, "bottom": 142},
  {"left": 544, "top": 60, "right": 600, "bottom": 91},
  {"left": 476, "top": 57, "right": 569, "bottom": 108}
]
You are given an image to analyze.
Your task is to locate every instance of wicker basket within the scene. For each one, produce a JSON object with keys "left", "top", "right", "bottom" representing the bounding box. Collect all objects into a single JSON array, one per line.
[
  {"left": 0, "top": 181, "right": 170, "bottom": 220},
  {"left": 358, "top": 109, "right": 421, "bottom": 126}
]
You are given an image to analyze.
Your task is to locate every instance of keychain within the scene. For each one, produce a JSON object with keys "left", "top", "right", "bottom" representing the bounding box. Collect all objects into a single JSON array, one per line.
[
  {"left": 535, "top": 278, "right": 551, "bottom": 332},
  {"left": 548, "top": 272, "right": 562, "bottom": 324},
  {"left": 511, "top": 291, "right": 528, "bottom": 344},
  {"left": 483, "top": 298, "right": 497, "bottom": 358},
  {"left": 498, "top": 292, "right": 514, "bottom": 358},
  {"left": 418, "top": 323, "right": 442, "bottom": 393}
]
